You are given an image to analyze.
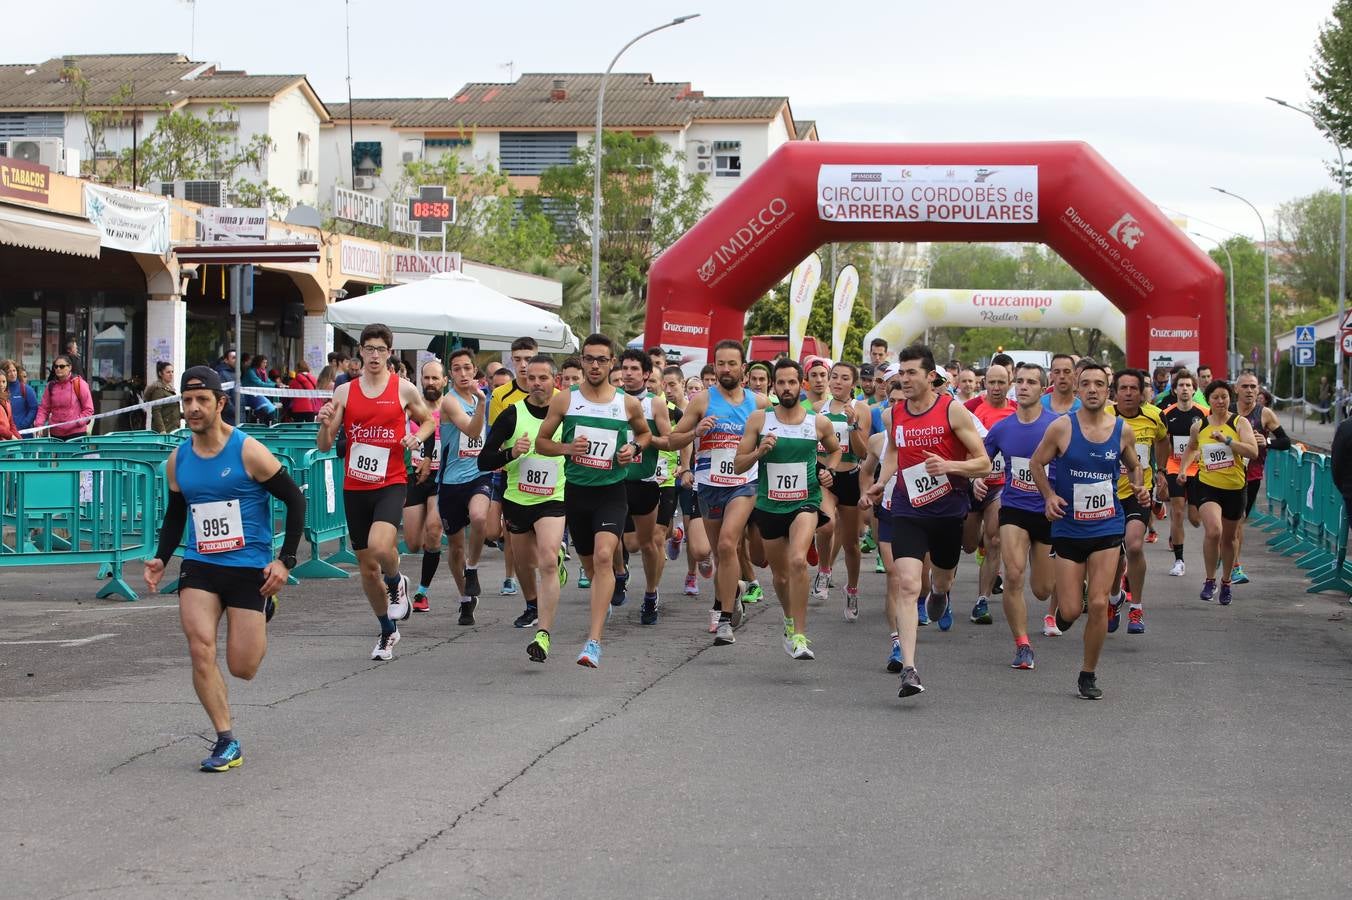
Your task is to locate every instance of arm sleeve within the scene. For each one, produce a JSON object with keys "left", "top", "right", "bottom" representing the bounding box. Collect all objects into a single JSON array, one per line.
[
  {"left": 1266, "top": 425, "right": 1291, "bottom": 452},
  {"left": 478, "top": 405, "right": 518, "bottom": 471},
  {"left": 155, "top": 489, "right": 189, "bottom": 564},
  {"left": 259, "top": 468, "right": 306, "bottom": 558}
]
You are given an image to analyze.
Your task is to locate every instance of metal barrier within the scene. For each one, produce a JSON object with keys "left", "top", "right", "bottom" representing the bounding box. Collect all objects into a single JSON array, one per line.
[
  {"left": 292, "top": 447, "right": 351, "bottom": 580},
  {"left": 1261, "top": 449, "right": 1351, "bottom": 595}
]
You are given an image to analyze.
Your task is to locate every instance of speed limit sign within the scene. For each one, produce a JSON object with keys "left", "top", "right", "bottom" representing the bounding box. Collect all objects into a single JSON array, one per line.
[{"left": 1342, "top": 331, "right": 1352, "bottom": 356}]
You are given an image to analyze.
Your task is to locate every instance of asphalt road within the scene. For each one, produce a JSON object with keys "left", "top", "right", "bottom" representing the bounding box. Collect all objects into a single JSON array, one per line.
[{"left": 3, "top": 518, "right": 1352, "bottom": 899}]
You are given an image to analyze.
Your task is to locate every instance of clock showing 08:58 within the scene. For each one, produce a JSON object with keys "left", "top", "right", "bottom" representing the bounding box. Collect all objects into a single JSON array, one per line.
[{"left": 407, "top": 185, "right": 458, "bottom": 234}]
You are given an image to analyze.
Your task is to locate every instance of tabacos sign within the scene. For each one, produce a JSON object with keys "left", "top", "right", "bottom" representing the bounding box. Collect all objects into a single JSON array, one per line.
[{"left": 0, "top": 156, "right": 50, "bottom": 204}]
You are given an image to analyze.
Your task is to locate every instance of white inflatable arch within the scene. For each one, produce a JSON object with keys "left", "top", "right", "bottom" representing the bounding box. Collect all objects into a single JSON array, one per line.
[{"left": 862, "top": 289, "right": 1125, "bottom": 358}]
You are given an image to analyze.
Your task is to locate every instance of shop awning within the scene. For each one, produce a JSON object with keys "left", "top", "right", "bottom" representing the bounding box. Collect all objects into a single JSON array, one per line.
[{"left": 0, "top": 203, "right": 101, "bottom": 259}]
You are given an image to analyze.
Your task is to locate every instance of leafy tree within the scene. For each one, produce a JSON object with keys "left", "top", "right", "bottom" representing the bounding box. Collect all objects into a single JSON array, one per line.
[
  {"left": 744, "top": 244, "right": 877, "bottom": 360},
  {"left": 535, "top": 132, "right": 710, "bottom": 297},
  {"left": 1205, "top": 236, "right": 1271, "bottom": 369},
  {"left": 1276, "top": 190, "right": 1350, "bottom": 304},
  {"left": 1310, "top": 0, "right": 1352, "bottom": 179},
  {"left": 526, "top": 260, "right": 647, "bottom": 347}
]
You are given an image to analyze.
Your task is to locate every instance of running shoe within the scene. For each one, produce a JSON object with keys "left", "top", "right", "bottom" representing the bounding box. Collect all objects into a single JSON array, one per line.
[
  {"left": 640, "top": 591, "right": 659, "bottom": 625},
  {"left": 698, "top": 557, "right": 714, "bottom": 579},
  {"left": 463, "top": 568, "right": 482, "bottom": 598},
  {"left": 371, "top": 629, "right": 400, "bottom": 661},
  {"left": 666, "top": 526, "right": 684, "bottom": 560},
  {"left": 201, "top": 738, "right": 242, "bottom": 772},
  {"left": 992, "top": 574, "right": 1003, "bottom": 595},
  {"left": 578, "top": 567, "right": 590, "bottom": 589},
  {"left": 898, "top": 665, "right": 925, "bottom": 698},
  {"left": 576, "top": 639, "right": 602, "bottom": 667},
  {"left": 1230, "top": 565, "right": 1249, "bottom": 585},
  {"left": 714, "top": 619, "right": 736, "bottom": 645},
  {"left": 557, "top": 547, "right": 569, "bottom": 587},
  {"left": 743, "top": 582, "right": 764, "bottom": 604},
  {"left": 562, "top": 542, "right": 571, "bottom": 561},
  {"left": 925, "top": 590, "right": 947, "bottom": 623},
  {"left": 789, "top": 633, "right": 815, "bottom": 660},
  {"left": 731, "top": 581, "right": 746, "bottom": 628},
  {"left": 887, "top": 639, "right": 903, "bottom": 673},
  {"left": 860, "top": 531, "right": 877, "bottom": 553},
  {"left": 1043, "top": 614, "right": 1063, "bottom": 637},
  {"left": 970, "top": 596, "right": 992, "bottom": 625},
  {"left": 458, "top": 598, "right": 477, "bottom": 626},
  {"left": 1169, "top": 559, "right": 1186, "bottom": 577},
  {"left": 1152, "top": 499, "right": 1168, "bottom": 520},
  {"left": 501, "top": 578, "right": 518, "bottom": 596},
  {"left": 874, "top": 554, "right": 886, "bottom": 574},
  {"left": 1200, "top": 578, "right": 1217, "bottom": 602},
  {"left": 684, "top": 574, "right": 699, "bottom": 596},
  {"left": 265, "top": 594, "right": 279, "bottom": 623},
  {"left": 611, "top": 571, "right": 628, "bottom": 607},
  {"left": 1145, "top": 530, "right": 1159, "bottom": 544},
  {"left": 806, "top": 541, "right": 819, "bottom": 567},
  {"left": 387, "top": 575, "right": 411, "bottom": 622},
  {"left": 1127, "top": 607, "right": 1145, "bottom": 632},
  {"left": 527, "top": 630, "right": 550, "bottom": 663},
  {"left": 1107, "top": 592, "right": 1125, "bottom": 633},
  {"left": 937, "top": 599, "right": 954, "bottom": 632},
  {"left": 1218, "top": 582, "right": 1233, "bottom": 606},
  {"left": 783, "top": 616, "right": 796, "bottom": 654},
  {"left": 974, "top": 546, "right": 986, "bottom": 566},
  {"left": 917, "top": 597, "right": 930, "bottom": 627},
  {"left": 513, "top": 604, "right": 539, "bottom": 629},
  {"left": 811, "top": 570, "right": 829, "bottom": 602},
  {"left": 708, "top": 608, "right": 721, "bottom": 634},
  {"left": 1011, "top": 644, "right": 1035, "bottom": 670},
  {"left": 844, "top": 587, "right": 859, "bottom": 622},
  {"left": 1078, "top": 671, "right": 1103, "bottom": 700},
  {"left": 412, "top": 591, "right": 430, "bottom": 613}
]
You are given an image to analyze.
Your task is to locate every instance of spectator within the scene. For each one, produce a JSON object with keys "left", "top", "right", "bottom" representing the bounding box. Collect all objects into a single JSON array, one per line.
[
  {"left": 316, "top": 365, "right": 337, "bottom": 391},
  {"left": 0, "top": 371, "right": 19, "bottom": 439},
  {"left": 2, "top": 359, "right": 37, "bottom": 434},
  {"left": 1152, "top": 366, "right": 1170, "bottom": 398},
  {"left": 334, "top": 355, "right": 362, "bottom": 387},
  {"left": 1319, "top": 375, "right": 1334, "bottom": 425},
  {"left": 214, "top": 349, "right": 239, "bottom": 424},
  {"left": 1332, "top": 414, "right": 1352, "bottom": 529},
  {"left": 290, "top": 360, "right": 322, "bottom": 422},
  {"left": 143, "top": 360, "right": 180, "bottom": 434},
  {"left": 35, "top": 355, "right": 94, "bottom": 439},
  {"left": 63, "top": 338, "right": 85, "bottom": 380},
  {"left": 242, "top": 354, "right": 276, "bottom": 424}
]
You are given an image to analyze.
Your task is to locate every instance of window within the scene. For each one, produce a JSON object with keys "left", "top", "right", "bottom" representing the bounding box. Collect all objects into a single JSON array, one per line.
[
  {"left": 352, "top": 141, "right": 381, "bottom": 176},
  {"left": 0, "top": 112, "right": 64, "bottom": 139},
  {"left": 713, "top": 140, "right": 741, "bottom": 178},
  {"left": 297, "top": 132, "right": 311, "bottom": 168},
  {"left": 499, "top": 132, "right": 577, "bottom": 175}
]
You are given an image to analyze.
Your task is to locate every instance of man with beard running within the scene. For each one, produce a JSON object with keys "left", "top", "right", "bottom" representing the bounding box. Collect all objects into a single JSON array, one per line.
[
  {"left": 1231, "top": 371, "right": 1290, "bottom": 584},
  {"left": 478, "top": 356, "right": 568, "bottom": 660},
  {"left": 535, "top": 334, "right": 651, "bottom": 667},
  {"left": 1105, "top": 368, "right": 1167, "bottom": 636},
  {"left": 144, "top": 366, "right": 305, "bottom": 771},
  {"left": 405, "top": 360, "right": 446, "bottom": 613},
  {"left": 866, "top": 344, "right": 991, "bottom": 698},
  {"left": 436, "top": 348, "right": 491, "bottom": 626},
  {"left": 317, "top": 324, "right": 434, "bottom": 661},
  {"left": 734, "top": 358, "right": 841, "bottom": 660},
  {"left": 1031, "top": 362, "right": 1150, "bottom": 700},
  {"left": 666, "top": 340, "right": 768, "bottom": 645}
]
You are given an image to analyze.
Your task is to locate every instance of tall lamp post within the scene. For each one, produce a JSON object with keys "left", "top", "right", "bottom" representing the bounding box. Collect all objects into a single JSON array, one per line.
[
  {"left": 1191, "top": 232, "right": 1236, "bottom": 374},
  {"left": 1211, "top": 186, "right": 1271, "bottom": 388},
  {"left": 590, "top": 14, "right": 701, "bottom": 334},
  {"left": 1269, "top": 96, "right": 1347, "bottom": 425}
]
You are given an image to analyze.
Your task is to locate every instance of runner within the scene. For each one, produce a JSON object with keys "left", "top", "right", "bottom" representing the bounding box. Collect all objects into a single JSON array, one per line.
[
  {"left": 1042, "top": 353, "right": 1082, "bottom": 415},
  {"left": 860, "top": 378, "right": 908, "bottom": 670},
  {"left": 616, "top": 349, "right": 674, "bottom": 625},
  {"left": 815, "top": 361, "right": 871, "bottom": 620},
  {"left": 666, "top": 339, "right": 768, "bottom": 645},
  {"left": 1106, "top": 368, "right": 1168, "bottom": 635},
  {"left": 869, "top": 338, "right": 889, "bottom": 368},
  {"left": 982, "top": 363, "right": 1059, "bottom": 668},
  {"left": 955, "top": 368, "right": 979, "bottom": 405},
  {"left": 1178, "top": 380, "right": 1260, "bottom": 606},
  {"left": 434, "top": 348, "right": 491, "bottom": 626},
  {"left": 865, "top": 344, "right": 991, "bottom": 697},
  {"left": 1160, "top": 370, "right": 1207, "bottom": 576},
  {"left": 477, "top": 355, "right": 568, "bottom": 660},
  {"left": 1232, "top": 370, "right": 1290, "bottom": 584},
  {"left": 534, "top": 334, "right": 651, "bottom": 667},
  {"left": 317, "top": 324, "right": 434, "bottom": 660},
  {"left": 674, "top": 374, "right": 714, "bottom": 597},
  {"left": 733, "top": 358, "right": 841, "bottom": 659},
  {"left": 746, "top": 360, "right": 771, "bottom": 397},
  {"left": 489, "top": 338, "right": 540, "bottom": 599},
  {"left": 404, "top": 359, "right": 446, "bottom": 613},
  {"left": 144, "top": 366, "right": 305, "bottom": 771},
  {"left": 965, "top": 364, "right": 1015, "bottom": 625},
  {"left": 1030, "top": 362, "right": 1150, "bottom": 700}
]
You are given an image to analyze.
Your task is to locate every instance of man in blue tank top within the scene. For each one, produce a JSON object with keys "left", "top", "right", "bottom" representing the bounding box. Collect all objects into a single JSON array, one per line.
[
  {"left": 144, "top": 366, "right": 306, "bottom": 772},
  {"left": 1030, "top": 362, "right": 1151, "bottom": 700}
]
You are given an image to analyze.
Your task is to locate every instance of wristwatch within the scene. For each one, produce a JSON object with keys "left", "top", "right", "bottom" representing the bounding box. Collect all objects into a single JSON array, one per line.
[{"left": 278, "top": 553, "right": 297, "bottom": 569}]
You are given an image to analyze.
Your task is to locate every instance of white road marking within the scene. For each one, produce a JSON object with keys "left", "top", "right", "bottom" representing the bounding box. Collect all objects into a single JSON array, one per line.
[
  {"left": 39, "top": 605, "right": 177, "bottom": 613},
  {"left": 0, "top": 633, "right": 118, "bottom": 647}
]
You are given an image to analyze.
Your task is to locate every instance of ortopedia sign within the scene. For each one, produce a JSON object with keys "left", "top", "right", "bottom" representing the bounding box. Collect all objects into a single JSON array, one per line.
[
  {"left": 340, "top": 241, "right": 383, "bottom": 279},
  {"left": 817, "top": 165, "right": 1037, "bottom": 223}
]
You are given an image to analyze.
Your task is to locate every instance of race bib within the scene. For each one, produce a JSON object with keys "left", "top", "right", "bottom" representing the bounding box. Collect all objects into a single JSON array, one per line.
[
  {"left": 655, "top": 455, "right": 671, "bottom": 483},
  {"left": 518, "top": 456, "right": 559, "bottom": 496},
  {"left": 428, "top": 436, "right": 441, "bottom": 469},
  {"left": 828, "top": 420, "right": 850, "bottom": 453},
  {"left": 1123, "top": 442, "right": 1152, "bottom": 475},
  {"left": 766, "top": 461, "right": 809, "bottom": 502},
  {"left": 1203, "top": 442, "right": 1235, "bottom": 471},
  {"left": 457, "top": 424, "right": 485, "bottom": 459},
  {"left": 573, "top": 425, "right": 616, "bottom": 470},
  {"left": 1009, "top": 456, "right": 1038, "bottom": 493},
  {"left": 348, "top": 442, "right": 391, "bottom": 483},
  {"left": 902, "top": 460, "right": 951, "bottom": 507},
  {"left": 1172, "top": 436, "right": 1190, "bottom": 460},
  {"left": 191, "top": 499, "right": 244, "bottom": 553},
  {"left": 986, "top": 452, "right": 1006, "bottom": 485},
  {"left": 1073, "top": 481, "right": 1115, "bottom": 521}
]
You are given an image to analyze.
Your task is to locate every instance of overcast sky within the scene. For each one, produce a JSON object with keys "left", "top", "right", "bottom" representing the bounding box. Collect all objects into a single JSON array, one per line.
[{"left": 4, "top": 0, "right": 1343, "bottom": 244}]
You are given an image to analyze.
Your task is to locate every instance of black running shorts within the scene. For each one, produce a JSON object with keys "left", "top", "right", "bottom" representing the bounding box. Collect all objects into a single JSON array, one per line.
[
  {"left": 1051, "top": 534, "right": 1123, "bottom": 564},
  {"left": 404, "top": 473, "right": 438, "bottom": 509},
  {"left": 344, "top": 484, "right": 407, "bottom": 551},
  {"left": 1245, "top": 479, "right": 1262, "bottom": 518},
  {"left": 998, "top": 505, "right": 1052, "bottom": 546},
  {"left": 565, "top": 482, "right": 628, "bottom": 557},
  {"left": 826, "top": 468, "right": 861, "bottom": 506},
  {"left": 503, "top": 498, "right": 565, "bottom": 535},
  {"left": 1120, "top": 495, "right": 1149, "bottom": 526},
  {"left": 890, "top": 515, "right": 964, "bottom": 569},
  {"left": 437, "top": 474, "right": 493, "bottom": 536},
  {"left": 1197, "top": 482, "right": 1246, "bottom": 521},
  {"left": 752, "top": 505, "right": 828, "bottom": 541},
  {"left": 179, "top": 558, "right": 268, "bottom": 613},
  {"left": 656, "top": 485, "right": 678, "bottom": 528}
]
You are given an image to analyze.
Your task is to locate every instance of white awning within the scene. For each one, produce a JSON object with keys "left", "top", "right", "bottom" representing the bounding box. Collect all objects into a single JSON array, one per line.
[{"left": 0, "top": 203, "right": 102, "bottom": 259}]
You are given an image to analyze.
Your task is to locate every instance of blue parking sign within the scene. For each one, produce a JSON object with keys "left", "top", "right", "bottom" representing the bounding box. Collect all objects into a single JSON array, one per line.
[{"left": 1294, "top": 346, "right": 1316, "bottom": 367}]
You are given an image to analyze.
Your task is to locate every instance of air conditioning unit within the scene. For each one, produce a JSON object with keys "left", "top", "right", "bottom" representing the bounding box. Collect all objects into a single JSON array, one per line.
[
  {"left": 146, "top": 180, "right": 176, "bottom": 197},
  {"left": 5, "top": 137, "right": 65, "bottom": 169},
  {"left": 177, "top": 179, "right": 227, "bottom": 206},
  {"left": 691, "top": 141, "right": 712, "bottom": 158},
  {"left": 690, "top": 158, "right": 712, "bottom": 174},
  {"left": 398, "top": 139, "right": 424, "bottom": 164},
  {"left": 353, "top": 175, "right": 377, "bottom": 191},
  {"left": 297, "top": 168, "right": 314, "bottom": 185}
]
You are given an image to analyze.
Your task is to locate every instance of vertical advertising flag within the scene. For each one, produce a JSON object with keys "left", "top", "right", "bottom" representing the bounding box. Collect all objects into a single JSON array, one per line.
[
  {"left": 830, "top": 264, "right": 860, "bottom": 362},
  {"left": 788, "top": 252, "right": 822, "bottom": 362}
]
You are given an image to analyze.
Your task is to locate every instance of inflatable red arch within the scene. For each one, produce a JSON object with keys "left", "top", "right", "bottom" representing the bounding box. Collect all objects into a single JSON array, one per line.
[{"left": 644, "top": 141, "right": 1226, "bottom": 377}]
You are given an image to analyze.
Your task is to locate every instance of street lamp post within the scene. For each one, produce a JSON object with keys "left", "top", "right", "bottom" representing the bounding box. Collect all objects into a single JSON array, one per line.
[
  {"left": 1191, "top": 232, "right": 1236, "bottom": 374},
  {"left": 1269, "top": 96, "right": 1347, "bottom": 425},
  {"left": 590, "top": 14, "right": 700, "bottom": 334},
  {"left": 1211, "top": 186, "right": 1270, "bottom": 387}
]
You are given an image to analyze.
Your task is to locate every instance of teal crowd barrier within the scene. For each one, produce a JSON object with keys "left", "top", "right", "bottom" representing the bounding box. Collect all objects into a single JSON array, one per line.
[
  {"left": 1260, "top": 449, "right": 1351, "bottom": 595},
  {"left": 292, "top": 447, "right": 352, "bottom": 580}
]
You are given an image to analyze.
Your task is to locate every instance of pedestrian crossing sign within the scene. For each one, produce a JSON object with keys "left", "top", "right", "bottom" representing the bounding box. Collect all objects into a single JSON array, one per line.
[{"left": 1295, "top": 325, "right": 1316, "bottom": 346}]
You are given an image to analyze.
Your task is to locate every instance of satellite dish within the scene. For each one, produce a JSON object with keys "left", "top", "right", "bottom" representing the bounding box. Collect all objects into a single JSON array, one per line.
[{"left": 284, "top": 204, "right": 323, "bottom": 228}]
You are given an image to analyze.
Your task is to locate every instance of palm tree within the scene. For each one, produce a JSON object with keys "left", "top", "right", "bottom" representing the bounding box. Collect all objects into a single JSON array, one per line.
[{"left": 529, "top": 260, "right": 646, "bottom": 346}]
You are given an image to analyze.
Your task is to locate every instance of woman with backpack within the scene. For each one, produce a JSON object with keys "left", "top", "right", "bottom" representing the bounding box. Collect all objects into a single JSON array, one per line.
[{"left": 35, "top": 356, "right": 95, "bottom": 439}]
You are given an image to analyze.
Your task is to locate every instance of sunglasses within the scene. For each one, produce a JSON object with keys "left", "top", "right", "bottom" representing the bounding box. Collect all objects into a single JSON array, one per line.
[{"left": 53, "top": 364, "right": 70, "bottom": 370}]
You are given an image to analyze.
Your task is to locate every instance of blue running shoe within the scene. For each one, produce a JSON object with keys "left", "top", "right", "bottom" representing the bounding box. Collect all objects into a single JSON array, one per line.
[
  {"left": 578, "top": 566, "right": 590, "bottom": 589},
  {"left": 1230, "top": 565, "right": 1250, "bottom": 585},
  {"left": 640, "top": 591, "right": 659, "bottom": 625},
  {"left": 576, "top": 639, "right": 602, "bottom": 668},
  {"left": 611, "top": 571, "right": 628, "bottom": 607},
  {"left": 886, "top": 640, "right": 904, "bottom": 673},
  {"left": 1107, "top": 593, "right": 1124, "bottom": 633},
  {"left": 970, "top": 596, "right": 992, "bottom": 624},
  {"left": 937, "top": 598, "right": 954, "bottom": 632},
  {"left": 1127, "top": 607, "right": 1146, "bottom": 633},
  {"left": 1011, "top": 644, "right": 1035, "bottom": 670},
  {"left": 916, "top": 597, "right": 930, "bottom": 627},
  {"left": 201, "top": 738, "right": 242, "bottom": 772},
  {"left": 1200, "top": 579, "right": 1216, "bottom": 602},
  {"left": 1218, "top": 583, "right": 1233, "bottom": 606}
]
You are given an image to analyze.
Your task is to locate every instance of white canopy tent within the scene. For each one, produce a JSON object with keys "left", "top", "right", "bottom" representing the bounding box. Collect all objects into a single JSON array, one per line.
[{"left": 325, "top": 271, "right": 579, "bottom": 352}]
